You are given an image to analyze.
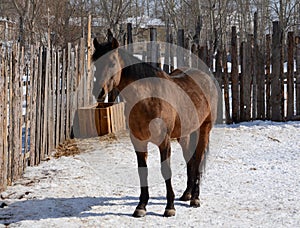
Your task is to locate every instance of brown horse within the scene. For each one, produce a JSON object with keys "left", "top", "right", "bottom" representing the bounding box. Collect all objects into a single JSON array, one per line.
[{"left": 92, "top": 37, "right": 219, "bottom": 217}]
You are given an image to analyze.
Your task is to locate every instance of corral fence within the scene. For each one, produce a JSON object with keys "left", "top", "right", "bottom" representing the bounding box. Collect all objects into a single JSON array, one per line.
[
  {"left": 0, "top": 37, "right": 94, "bottom": 191},
  {"left": 1, "top": 18, "right": 300, "bottom": 192},
  {"left": 128, "top": 22, "right": 300, "bottom": 124}
]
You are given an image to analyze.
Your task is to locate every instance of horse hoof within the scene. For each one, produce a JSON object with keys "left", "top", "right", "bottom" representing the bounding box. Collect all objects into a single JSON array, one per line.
[
  {"left": 179, "top": 192, "right": 191, "bottom": 201},
  {"left": 132, "top": 209, "right": 146, "bottom": 218},
  {"left": 190, "top": 199, "right": 200, "bottom": 208},
  {"left": 163, "top": 209, "right": 176, "bottom": 217}
]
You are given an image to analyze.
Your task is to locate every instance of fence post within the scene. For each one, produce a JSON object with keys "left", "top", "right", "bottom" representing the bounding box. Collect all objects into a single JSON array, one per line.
[
  {"left": 0, "top": 54, "right": 5, "bottom": 191},
  {"left": 231, "top": 26, "right": 240, "bottom": 123},
  {"left": 271, "top": 21, "right": 283, "bottom": 121},
  {"left": 163, "top": 21, "right": 171, "bottom": 73},
  {"left": 127, "top": 23, "right": 133, "bottom": 53},
  {"left": 240, "top": 37, "right": 252, "bottom": 122},
  {"left": 222, "top": 48, "right": 232, "bottom": 124},
  {"left": 150, "top": 27, "right": 159, "bottom": 68},
  {"left": 266, "top": 34, "right": 271, "bottom": 120},
  {"left": 296, "top": 35, "right": 300, "bottom": 116},
  {"left": 29, "top": 47, "right": 38, "bottom": 166},
  {"left": 287, "top": 32, "right": 294, "bottom": 120},
  {"left": 177, "top": 29, "right": 184, "bottom": 68}
]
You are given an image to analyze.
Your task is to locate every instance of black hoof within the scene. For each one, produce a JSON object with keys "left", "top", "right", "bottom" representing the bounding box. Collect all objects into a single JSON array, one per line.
[
  {"left": 163, "top": 208, "right": 176, "bottom": 217},
  {"left": 132, "top": 209, "right": 147, "bottom": 217},
  {"left": 190, "top": 198, "right": 200, "bottom": 207},
  {"left": 179, "top": 192, "right": 191, "bottom": 201}
]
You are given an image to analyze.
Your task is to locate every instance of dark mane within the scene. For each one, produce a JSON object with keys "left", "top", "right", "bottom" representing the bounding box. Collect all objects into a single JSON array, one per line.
[{"left": 118, "top": 48, "right": 166, "bottom": 80}]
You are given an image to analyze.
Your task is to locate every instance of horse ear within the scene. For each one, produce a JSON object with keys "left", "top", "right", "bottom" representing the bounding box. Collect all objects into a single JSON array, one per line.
[
  {"left": 93, "top": 38, "right": 101, "bottom": 49},
  {"left": 111, "top": 37, "right": 119, "bottom": 49}
]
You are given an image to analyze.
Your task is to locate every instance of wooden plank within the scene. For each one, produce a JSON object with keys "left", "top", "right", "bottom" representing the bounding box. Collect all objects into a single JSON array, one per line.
[
  {"left": 287, "top": 32, "right": 294, "bottom": 120},
  {"left": 252, "top": 13, "right": 258, "bottom": 119},
  {"left": 271, "top": 21, "right": 283, "bottom": 121},
  {"left": 48, "top": 48, "right": 54, "bottom": 153},
  {"left": 0, "top": 50, "right": 9, "bottom": 191},
  {"left": 66, "top": 43, "right": 71, "bottom": 139},
  {"left": 231, "top": 26, "right": 240, "bottom": 123},
  {"left": 163, "top": 22, "right": 170, "bottom": 74},
  {"left": 87, "top": 14, "right": 93, "bottom": 105},
  {"left": 0, "top": 52, "right": 4, "bottom": 191},
  {"left": 19, "top": 46, "right": 25, "bottom": 172},
  {"left": 240, "top": 38, "right": 252, "bottom": 121},
  {"left": 55, "top": 50, "right": 61, "bottom": 146},
  {"left": 60, "top": 49, "right": 66, "bottom": 143},
  {"left": 29, "top": 47, "right": 38, "bottom": 166},
  {"left": 12, "top": 43, "right": 21, "bottom": 181},
  {"left": 266, "top": 34, "right": 271, "bottom": 120},
  {"left": 222, "top": 48, "right": 232, "bottom": 124},
  {"left": 42, "top": 47, "right": 50, "bottom": 159},
  {"left": 177, "top": 29, "right": 184, "bottom": 68},
  {"left": 127, "top": 23, "right": 133, "bottom": 53},
  {"left": 8, "top": 50, "right": 13, "bottom": 185},
  {"left": 296, "top": 36, "right": 300, "bottom": 116}
]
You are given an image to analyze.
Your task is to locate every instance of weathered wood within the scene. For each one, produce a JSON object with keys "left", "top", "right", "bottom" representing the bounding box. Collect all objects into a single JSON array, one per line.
[
  {"left": 150, "top": 27, "right": 159, "bottom": 68},
  {"left": 55, "top": 50, "right": 61, "bottom": 147},
  {"left": 127, "top": 23, "right": 133, "bottom": 53},
  {"left": 87, "top": 14, "right": 93, "bottom": 105},
  {"left": 266, "top": 34, "right": 271, "bottom": 119},
  {"left": 222, "top": 48, "right": 232, "bottom": 124},
  {"left": 60, "top": 49, "right": 66, "bottom": 143},
  {"left": 29, "top": 47, "right": 38, "bottom": 166},
  {"left": 12, "top": 43, "right": 22, "bottom": 181},
  {"left": 66, "top": 43, "right": 71, "bottom": 139},
  {"left": 163, "top": 22, "right": 171, "bottom": 73},
  {"left": 240, "top": 38, "right": 252, "bottom": 122},
  {"left": 296, "top": 36, "right": 300, "bottom": 116},
  {"left": 0, "top": 53, "right": 5, "bottom": 191},
  {"left": 271, "top": 21, "right": 283, "bottom": 121},
  {"left": 287, "top": 32, "right": 294, "bottom": 120},
  {"left": 231, "top": 26, "right": 240, "bottom": 123},
  {"left": 177, "top": 29, "right": 184, "bottom": 68}
]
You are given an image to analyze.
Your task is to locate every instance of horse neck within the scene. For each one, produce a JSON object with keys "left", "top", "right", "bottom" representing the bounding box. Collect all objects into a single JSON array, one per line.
[{"left": 117, "top": 49, "right": 168, "bottom": 91}]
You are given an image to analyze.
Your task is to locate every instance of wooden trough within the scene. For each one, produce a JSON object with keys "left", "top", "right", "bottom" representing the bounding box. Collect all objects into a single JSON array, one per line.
[{"left": 72, "top": 102, "right": 126, "bottom": 138}]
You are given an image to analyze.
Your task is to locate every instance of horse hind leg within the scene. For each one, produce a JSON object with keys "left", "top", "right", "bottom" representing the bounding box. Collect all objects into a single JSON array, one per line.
[
  {"left": 190, "top": 121, "right": 212, "bottom": 208},
  {"left": 159, "top": 136, "right": 176, "bottom": 217},
  {"left": 177, "top": 132, "right": 198, "bottom": 201}
]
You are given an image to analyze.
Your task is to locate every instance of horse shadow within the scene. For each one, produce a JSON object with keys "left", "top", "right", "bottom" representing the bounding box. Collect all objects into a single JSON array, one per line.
[{"left": 0, "top": 196, "right": 189, "bottom": 224}]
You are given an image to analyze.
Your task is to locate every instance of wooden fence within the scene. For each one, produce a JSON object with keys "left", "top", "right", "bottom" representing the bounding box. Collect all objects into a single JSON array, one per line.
[
  {"left": 0, "top": 38, "right": 94, "bottom": 191},
  {"left": 130, "top": 22, "right": 300, "bottom": 123}
]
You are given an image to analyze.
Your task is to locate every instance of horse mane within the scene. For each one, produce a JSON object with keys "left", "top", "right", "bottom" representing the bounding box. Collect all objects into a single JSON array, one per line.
[
  {"left": 92, "top": 40, "right": 167, "bottom": 80},
  {"left": 119, "top": 48, "right": 166, "bottom": 80}
]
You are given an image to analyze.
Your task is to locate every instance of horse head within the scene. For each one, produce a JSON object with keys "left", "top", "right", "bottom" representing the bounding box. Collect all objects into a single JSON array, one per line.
[{"left": 92, "top": 37, "right": 122, "bottom": 101}]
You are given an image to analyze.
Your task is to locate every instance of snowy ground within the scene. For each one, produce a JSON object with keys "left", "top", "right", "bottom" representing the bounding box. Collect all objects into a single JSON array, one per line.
[{"left": 0, "top": 121, "right": 300, "bottom": 227}]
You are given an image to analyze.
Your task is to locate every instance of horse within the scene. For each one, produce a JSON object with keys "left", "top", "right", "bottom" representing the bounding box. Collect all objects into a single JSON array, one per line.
[{"left": 92, "top": 37, "right": 219, "bottom": 217}]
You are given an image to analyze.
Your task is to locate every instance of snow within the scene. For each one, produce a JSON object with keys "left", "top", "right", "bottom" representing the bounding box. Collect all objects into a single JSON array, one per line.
[{"left": 1, "top": 121, "right": 300, "bottom": 227}]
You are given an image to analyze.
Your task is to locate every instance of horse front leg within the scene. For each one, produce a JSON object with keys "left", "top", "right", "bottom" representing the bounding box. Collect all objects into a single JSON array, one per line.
[
  {"left": 133, "top": 150, "right": 149, "bottom": 217},
  {"left": 159, "top": 137, "right": 175, "bottom": 217}
]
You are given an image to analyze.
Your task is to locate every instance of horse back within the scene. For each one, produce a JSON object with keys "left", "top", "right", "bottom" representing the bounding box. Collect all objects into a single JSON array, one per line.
[{"left": 170, "top": 68, "right": 218, "bottom": 124}]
